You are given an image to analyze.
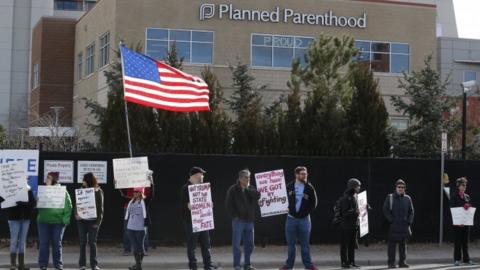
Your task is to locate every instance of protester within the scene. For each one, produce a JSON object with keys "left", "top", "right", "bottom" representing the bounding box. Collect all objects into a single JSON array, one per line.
[
  {"left": 225, "top": 169, "right": 261, "bottom": 270},
  {"left": 450, "top": 177, "right": 475, "bottom": 266},
  {"left": 121, "top": 187, "right": 151, "bottom": 256},
  {"left": 336, "top": 178, "right": 361, "bottom": 269},
  {"left": 382, "top": 179, "right": 414, "bottom": 269},
  {"left": 181, "top": 167, "right": 218, "bottom": 270},
  {"left": 280, "top": 166, "right": 318, "bottom": 270},
  {"left": 37, "top": 172, "right": 73, "bottom": 270},
  {"left": 0, "top": 180, "right": 36, "bottom": 270},
  {"left": 125, "top": 187, "right": 150, "bottom": 270},
  {"left": 75, "top": 172, "right": 104, "bottom": 270}
]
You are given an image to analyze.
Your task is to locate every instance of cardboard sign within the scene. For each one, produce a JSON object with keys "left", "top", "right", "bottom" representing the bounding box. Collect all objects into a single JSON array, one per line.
[
  {"left": 44, "top": 160, "right": 74, "bottom": 183},
  {"left": 113, "top": 157, "right": 150, "bottom": 189},
  {"left": 0, "top": 150, "right": 39, "bottom": 195},
  {"left": 0, "top": 161, "right": 29, "bottom": 209},
  {"left": 188, "top": 183, "right": 214, "bottom": 232},
  {"left": 37, "top": 185, "right": 66, "bottom": 209},
  {"left": 254, "top": 169, "right": 289, "bottom": 217},
  {"left": 78, "top": 161, "right": 108, "bottom": 184},
  {"left": 451, "top": 207, "right": 476, "bottom": 226},
  {"left": 358, "top": 191, "right": 369, "bottom": 237},
  {"left": 75, "top": 188, "right": 97, "bottom": 219}
]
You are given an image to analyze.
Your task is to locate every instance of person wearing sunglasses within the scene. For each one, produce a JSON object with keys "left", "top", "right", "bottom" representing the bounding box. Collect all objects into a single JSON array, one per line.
[{"left": 383, "top": 179, "right": 414, "bottom": 269}]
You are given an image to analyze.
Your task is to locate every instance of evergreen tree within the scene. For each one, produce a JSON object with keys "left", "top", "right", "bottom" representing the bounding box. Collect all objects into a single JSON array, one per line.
[
  {"left": 0, "top": 124, "right": 5, "bottom": 145},
  {"left": 280, "top": 61, "right": 303, "bottom": 152}
]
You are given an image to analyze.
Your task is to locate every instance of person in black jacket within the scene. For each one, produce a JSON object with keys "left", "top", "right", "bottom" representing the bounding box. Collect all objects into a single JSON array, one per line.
[
  {"left": 279, "top": 166, "right": 318, "bottom": 270},
  {"left": 382, "top": 179, "right": 414, "bottom": 269},
  {"left": 0, "top": 181, "right": 35, "bottom": 270},
  {"left": 337, "top": 178, "right": 361, "bottom": 269},
  {"left": 180, "top": 167, "right": 217, "bottom": 270},
  {"left": 450, "top": 177, "right": 474, "bottom": 266},
  {"left": 225, "top": 169, "right": 261, "bottom": 270}
]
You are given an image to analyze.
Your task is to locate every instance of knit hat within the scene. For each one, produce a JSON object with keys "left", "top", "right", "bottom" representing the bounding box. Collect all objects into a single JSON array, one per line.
[
  {"left": 395, "top": 179, "right": 406, "bottom": 187},
  {"left": 347, "top": 178, "right": 362, "bottom": 190},
  {"left": 47, "top": 172, "right": 59, "bottom": 180}
]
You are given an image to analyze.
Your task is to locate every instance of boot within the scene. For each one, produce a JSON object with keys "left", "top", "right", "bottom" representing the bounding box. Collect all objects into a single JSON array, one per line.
[
  {"left": 128, "top": 252, "right": 138, "bottom": 270},
  {"left": 136, "top": 252, "right": 143, "bottom": 270},
  {"left": 18, "top": 253, "right": 29, "bottom": 270},
  {"left": 10, "top": 253, "right": 17, "bottom": 270}
]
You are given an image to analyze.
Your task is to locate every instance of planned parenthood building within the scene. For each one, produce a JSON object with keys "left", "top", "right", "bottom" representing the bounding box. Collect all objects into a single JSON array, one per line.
[{"left": 71, "top": 0, "right": 436, "bottom": 137}]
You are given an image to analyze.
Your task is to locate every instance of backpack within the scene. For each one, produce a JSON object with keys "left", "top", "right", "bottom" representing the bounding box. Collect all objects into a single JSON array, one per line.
[
  {"left": 382, "top": 194, "right": 394, "bottom": 231},
  {"left": 332, "top": 196, "right": 343, "bottom": 226}
]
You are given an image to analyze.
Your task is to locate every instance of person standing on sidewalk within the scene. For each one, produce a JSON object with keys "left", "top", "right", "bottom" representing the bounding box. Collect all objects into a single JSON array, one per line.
[
  {"left": 225, "top": 169, "right": 261, "bottom": 270},
  {"left": 450, "top": 177, "right": 475, "bottom": 266},
  {"left": 75, "top": 172, "right": 104, "bottom": 270},
  {"left": 37, "top": 172, "right": 73, "bottom": 270},
  {"left": 0, "top": 181, "right": 36, "bottom": 270},
  {"left": 125, "top": 187, "right": 150, "bottom": 270},
  {"left": 382, "top": 179, "right": 414, "bottom": 269},
  {"left": 180, "top": 167, "right": 218, "bottom": 270},
  {"left": 280, "top": 166, "right": 318, "bottom": 270},
  {"left": 337, "top": 178, "right": 361, "bottom": 269}
]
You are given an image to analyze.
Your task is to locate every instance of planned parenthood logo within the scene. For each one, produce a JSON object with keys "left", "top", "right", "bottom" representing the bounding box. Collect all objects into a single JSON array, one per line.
[{"left": 200, "top": 3, "right": 216, "bottom": 21}]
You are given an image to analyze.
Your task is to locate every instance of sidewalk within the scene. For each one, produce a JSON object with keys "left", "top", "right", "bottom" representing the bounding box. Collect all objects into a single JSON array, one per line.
[{"left": 0, "top": 243, "right": 479, "bottom": 269}]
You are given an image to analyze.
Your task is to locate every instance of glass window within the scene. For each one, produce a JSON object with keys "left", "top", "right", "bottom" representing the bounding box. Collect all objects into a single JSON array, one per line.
[
  {"left": 86, "top": 42, "right": 95, "bottom": 75},
  {"left": 354, "top": 40, "right": 410, "bottom": 73},
  {"left": 294, "top": 48, "right": 307, "bottom": 66},
  {"left": 146, "top": 28, "right": 213, "bottom": 64},
  {"left": 252, "top": 46, "right": 272, "bottom": 67},
  {"left": 464, "top": 70, "right": 477, "bottom": 82},
  {"left": 392, "top": 43, "right": 409, "bottom": 54},
  {"left": 355, "top": 41, "right": 370, "bottom": 52},
  {"left": 33, "top": 63, "right": 40, "bottom": 89},
  {"left": 272, "top": 36, "right": 295, "bottom": 48},
  {"left": 99, "top": 31, "right": 110, "bottom": 68},
  {"left": 390, "top": 118, "right": 409, "bottom": 131},
  {"left": 391, "top": 54, "right": 409, "bottom": 73},
  {"left": 251, "top": 34, "right": 313, "bottom": 68},
  {"left": 295, "top": 37, "right": 314, "bottom": 48},
  {"left": 252, "top": 35, "right": 271, "bottom": 46},
  {"left": 76, "top": 53, "right": 83, "bottom": 81},
  {"left": 371, "top": 42, "right": 390, "bottom": 53},
  {"left": 274, "top": 47, "right": 294, "bottom": 67}
]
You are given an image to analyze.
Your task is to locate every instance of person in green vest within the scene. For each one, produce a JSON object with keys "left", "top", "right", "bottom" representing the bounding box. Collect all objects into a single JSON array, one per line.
[{"left": 37, "top": 172, "right": 72, "bottom": 270}]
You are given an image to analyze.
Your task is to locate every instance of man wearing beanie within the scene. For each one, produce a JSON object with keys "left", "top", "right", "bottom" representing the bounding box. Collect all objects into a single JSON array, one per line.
[{"left": 383, "top": 179, "right": 414, "bottom": 268}]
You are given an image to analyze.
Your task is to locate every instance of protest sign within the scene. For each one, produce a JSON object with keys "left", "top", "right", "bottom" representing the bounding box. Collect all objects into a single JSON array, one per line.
[
  {"left": 44, "top": 160, "right": 74, "bottom": 183},
  {"left": 254, "top": 169, "right": 289, "bottom": 217},
  {"left": 188, "top": 183, "right": 214, "bottom": 232},
  {"left": 75, "top": 188, "right": 97, "bottom": 219},
  {"left": 37, "top": 185, "right": 66, "bottom": 209},
  {"left": 451, "top": 207, "right": 476, "bottom": 226},
  {"left": 0, "top": 150, "right": 39, "bottom": 195},
  {"left": 113, "top": 157, "right": 150, "bottom": 189},
  {"left": 0, "top": 161, "right": 28, "bottom": 208},
  {"left": 78, "top": 161, "right": 108, "bottom": 184},
  {"left": 358, "top": 191, "right": 369, "bottom": 237}
]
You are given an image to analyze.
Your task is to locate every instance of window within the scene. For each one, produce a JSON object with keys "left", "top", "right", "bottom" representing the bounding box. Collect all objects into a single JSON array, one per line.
[
  {"left": 33, "top": 63, "right": 39, "bottom": 89},
  {"left": 390, "top": 117, "right": 409, "bottom": 131},
  {"left": 464, "top": 70, "right": 477, "bottom": 82},
  {"left": 99, "top": 32, "right": 110, "bottom": 68},
  {"left": 86, "top": 43, "right": 95, "bottom": 75},
  {"left": 251, "top": 34, "right": 314, "bottom": 68},
  {"left": 354, "top": 40, "right": 410, "bottom": 73},
  {"left": 77, "top": 52, "right": 83, "bottom": 80},
  {"left": 146, "top": 28, "right": 214, "bottom": 64}
]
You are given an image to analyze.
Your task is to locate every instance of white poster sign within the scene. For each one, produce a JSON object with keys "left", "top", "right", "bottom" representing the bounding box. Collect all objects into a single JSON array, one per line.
[
  {"left": 37, "top": 185, "right": 66, "bottom": 209},
  {"left": 0, "top": 150, "right": 39, "bottom": 194},
  {"left": 0, "top": 161, "right": 28, "bottom": 208},
  {"left": 451, "top": 207, "right": 476, "bottom": 226},
  {"left": 255, "top": 169, "right": 289, "bottom": 217},
  {"left": 77, "top": 161, "right": 108, "bottom": 184},
  {"left": 113, "top": 157, "right": 150, "bottom": 189},
  {"left": 188, "top": 183, "right": 214, "bottom": 232},
  {"left": 75, "top": 188, "right": 97, "bottom": 219},
  {"left": 44, "top": 160, "right": 74, "bottom": 183},
  {"left": 358, "top": 191, "right": 369, "bottom": 238}
]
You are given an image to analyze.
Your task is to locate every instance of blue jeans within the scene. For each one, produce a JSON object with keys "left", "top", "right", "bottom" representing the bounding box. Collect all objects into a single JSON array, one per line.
[
  {"left": 123, "top": 209, "right": 149, "bottom": 252},
  {"left": 232, "top": 218, "right": 255, "bottom": 268},
  {"left": 37, "top": 223, "right": 66, "bottom": 268},
  {"left": 128, "top": 229, "right": 146, "bottom": 254},
  {"left": 77, "top": 220, "right": 99, "bottom": 268},
  {"left": 285, "top": 215, "right": 313, "bottom": 268},
  {"left": 8, "top": 220, "right": 30, "bottom": 253}
]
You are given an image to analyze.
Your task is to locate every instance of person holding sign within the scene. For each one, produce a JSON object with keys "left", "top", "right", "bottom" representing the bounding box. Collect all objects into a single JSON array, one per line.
[
  {"left": 450, "top": 177, "right": 475, "bottom": 266},
  {"left": 0, "top": 181, "right": 35, "bottom": 270},
  {"left": 125, "top": 187, "right": 150, "bottom": 270},
  {"left": 37, "top": 172, "right": 72, "bottom": 270},
  {"left": 75, "top": 172, "right": 104, "bottom": 270},
  {"left": 225, "top": 169, "right": 261, "bottom": 270},
  {"left": 334, "top": 178, "right": 361, "bottom": 269},
  {"left": 280, "top": 166, "right": 318, "bottom": 270},
  {"left": 180, "top": 167, "right": 218, "bottom": 270}
]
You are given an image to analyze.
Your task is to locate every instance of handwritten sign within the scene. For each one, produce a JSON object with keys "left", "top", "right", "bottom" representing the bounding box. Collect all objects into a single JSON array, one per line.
[
  {"left": 37, "top": 185, "right": 66, "bottom": 209},
  {"left": 188, "top": 183, "right": 214, "bottom": 232},
  {"left": 78, "top": 161, "right": 108, "bottom": 184},
  {"left": 358, "top": 191, "right": 369, "bottom": 237},
  {"left": 113, "top": 157, "right": 150, "bottom": 189},
  {"left": 255, "top": 169, "right": 289, "bottom": 217},
  {"left": 75, "top": 188, "right": 97, "bottom": 219},
  {"left": 44, "top": 160, "right": 74, "bottom": 183},
  {"left": 451, "top": 207, "right": 476, "bottom": 226},
  {"left": 0, "top": 161, "right": 28, "bottom": 208},
  {"left": 0, "top": 150, "right": 39, "bottom": 195}
]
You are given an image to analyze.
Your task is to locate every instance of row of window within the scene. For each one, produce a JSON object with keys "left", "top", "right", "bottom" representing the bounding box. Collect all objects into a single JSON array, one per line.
[{"left": 77, "top": 32, "right": 110, "bottom": 80}]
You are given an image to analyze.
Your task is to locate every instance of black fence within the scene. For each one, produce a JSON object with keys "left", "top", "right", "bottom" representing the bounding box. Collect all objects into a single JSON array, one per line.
[{"left": 0, "top": 151, "right": 478, "bottom": 246}]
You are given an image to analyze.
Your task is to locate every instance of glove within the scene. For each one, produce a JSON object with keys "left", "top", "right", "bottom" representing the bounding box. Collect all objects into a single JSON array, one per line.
[{"left": 464, "top": 203, "right": 471, "bottom": 210}]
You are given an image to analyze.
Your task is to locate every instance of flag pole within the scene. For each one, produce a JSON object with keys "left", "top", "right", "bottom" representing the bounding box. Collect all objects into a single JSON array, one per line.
[{"left": 119, "top": 42, "right": 133, "bottom": 157}]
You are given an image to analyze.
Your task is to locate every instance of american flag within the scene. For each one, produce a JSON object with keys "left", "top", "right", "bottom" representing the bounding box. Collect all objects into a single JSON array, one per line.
[{"left": 120, "top": 46, "right": 210, "bottom": 112}]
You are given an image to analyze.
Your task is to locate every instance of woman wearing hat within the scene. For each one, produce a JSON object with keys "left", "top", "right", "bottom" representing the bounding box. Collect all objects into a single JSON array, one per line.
[
  {"left": 125, "top": 187, "right": 150, "bottom": 270},
  {"left": 37, "top": 172, "right": 73, "bottom": 270}
]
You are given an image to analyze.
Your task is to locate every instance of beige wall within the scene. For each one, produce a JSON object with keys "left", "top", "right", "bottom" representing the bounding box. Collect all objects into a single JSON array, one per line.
[{"left": 73, "top": 0, "right": 437, "bottom": 140}]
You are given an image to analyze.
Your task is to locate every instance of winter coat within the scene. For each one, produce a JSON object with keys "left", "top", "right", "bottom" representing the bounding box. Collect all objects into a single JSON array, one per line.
[
  {"left": 382, "top": 192, "right": 414, "bottom": 241},
  {"left": 225, "top": 184, "right": 261, "bottom": 222},
  {"left": 37, "top": 185, "right": 73, "bottom": 225},
  {"left": 338, "top": 190, "right": 359, "bottom": 230},
  {"left": 286, "top": 181, "right": 318, "bottom": 219},
  {"left": 2, "top": 190, "right": 36, "bottom": 220}
]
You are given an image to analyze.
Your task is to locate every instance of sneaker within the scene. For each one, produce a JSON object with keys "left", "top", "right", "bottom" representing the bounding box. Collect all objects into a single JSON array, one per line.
[
  {"left": 388, "top": 265, "right": 397, "bottom": 269},
  {"left": 341, "top": 263, "right": 351, "bottom": 269},
  {"left": 466, "top": 261, "right": 475, "bottom": 265},
  {"left": 92, "top": 266, "right": 101, "bottom": 270},
  {"left": 279, "top": 266, "right": 291, "bottom": 270},
  {"left": 80, "top": 267, "right": 87, "bottom": 270},
  {"left": 398, "top": 263, "right": 409, "bottom": 268},
  {"left": 205, "top": 265, "right": 219, "bottom": 270},
  {"left": 350, "top": 263, "right": 361, "bottom": 268},
  {"left": 244, "top": 266, "right": 256, "bottom": 270},
  {"left": 454, "top": 261, "right": 461, "bottom": 266},
  {"left": 305, "top": 266, "right": 319, "bottom": 270}
]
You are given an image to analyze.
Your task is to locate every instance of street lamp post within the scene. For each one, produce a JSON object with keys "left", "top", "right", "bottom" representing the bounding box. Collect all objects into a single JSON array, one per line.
[
  {"left": 49, "top": 106, "right": 64, "bottom": 137},
  {"left": 461, "top": 80, "right": 478, "bottom": 160}
]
